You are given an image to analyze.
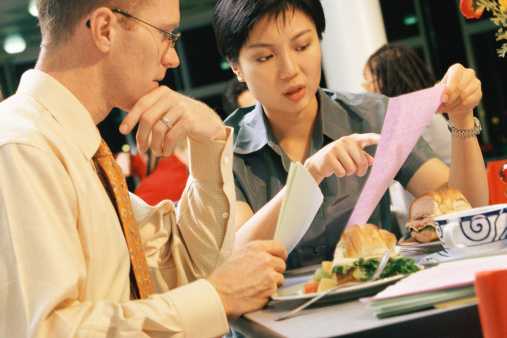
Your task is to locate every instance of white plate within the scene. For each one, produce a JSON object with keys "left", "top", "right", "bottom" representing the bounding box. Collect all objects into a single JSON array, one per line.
[
  {"left": 420, "top": 239, "right": 507, "bottom": 266},
  {"left": 271, "top": 275, "right": 405, "bottom": 302},
  {"left": 398, "top": 237, "right": 443, "bottom": 249}
]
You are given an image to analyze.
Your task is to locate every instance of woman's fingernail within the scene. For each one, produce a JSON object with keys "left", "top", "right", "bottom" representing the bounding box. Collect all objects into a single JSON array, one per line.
[
  {"left": 120, "top": 123, "right": 128, "bottom": 134},
  {"left": 442, "top": 94, "right": 449, "bottom": 103}
]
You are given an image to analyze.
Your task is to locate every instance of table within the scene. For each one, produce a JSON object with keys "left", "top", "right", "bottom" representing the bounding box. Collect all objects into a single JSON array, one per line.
[
  {"left": 230, "top": 259, "right": 484, "bottom": 337},
  {"left": 231, "top": 297, "right": 481, "bottom": 337}
]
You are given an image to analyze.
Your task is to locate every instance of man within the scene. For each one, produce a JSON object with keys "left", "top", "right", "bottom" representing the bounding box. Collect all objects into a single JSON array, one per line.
[{"left": 0, "top": 0, "right": 286, "bottom": 336}]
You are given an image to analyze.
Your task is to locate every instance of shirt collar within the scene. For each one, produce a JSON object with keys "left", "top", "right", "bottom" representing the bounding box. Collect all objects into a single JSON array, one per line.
[
  {"left": 318, "top": 88, "right": 353, "bottom": 141},
  {"left": 17, "top": 69, "right": 101, "bottom": 159},
  {"left": 232, "top": 102, "right": 274, "bottom": 154},
  {"left": 319, "top": 88, "right": 389, "bottom": 141}
]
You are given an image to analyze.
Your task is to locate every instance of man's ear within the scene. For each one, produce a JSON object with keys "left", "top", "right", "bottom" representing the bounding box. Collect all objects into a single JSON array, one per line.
[
  {"left": 87, "top": 8, "right": 115, "bottom": 53},
  {"left": 228, "top": 58, "right": 245, "bottom": 82}
]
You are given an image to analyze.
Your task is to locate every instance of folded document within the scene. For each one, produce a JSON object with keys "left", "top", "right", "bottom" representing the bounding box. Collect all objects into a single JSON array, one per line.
[
  {"left": 274, "top": 162, "right": 323, "bottom": 253},
  {"left": 361, "top": 255, "right": 507, "bottom": 318}
]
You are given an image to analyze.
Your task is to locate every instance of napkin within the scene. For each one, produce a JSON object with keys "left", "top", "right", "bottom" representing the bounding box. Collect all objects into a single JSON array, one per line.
[
  {"left": 274, "top": 162, "right": 324, "bottom": 253},
  {"left": 347, "top": 85, "right": 446, "bottom": 227}
]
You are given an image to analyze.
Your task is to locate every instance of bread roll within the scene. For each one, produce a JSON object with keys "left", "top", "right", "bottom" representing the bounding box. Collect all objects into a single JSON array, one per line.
[
  {"left": 380, "top": 229, "right": 397, "bottom": 249},
  {"left": 439, "top": 188, "right": 472, "bottom": 215},
  {"left": 333, "top": 224, "right": 396, "bottom": 262}
]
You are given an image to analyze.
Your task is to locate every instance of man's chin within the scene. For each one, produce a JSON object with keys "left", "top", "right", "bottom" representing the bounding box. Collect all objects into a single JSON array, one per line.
[{"left": 151, "top": 81, "right": 160, "bottom": 90}]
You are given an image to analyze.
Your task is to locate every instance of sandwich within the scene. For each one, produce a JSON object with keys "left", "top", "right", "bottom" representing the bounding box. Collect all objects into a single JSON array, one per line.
[
  {"left": 405, "top": 188, "right": 472, "bottom": 243},
  {"left": 303, "top": 224, "right": 420, "bottom": 294},
  {"left": 331, "top": 223, "right": 418, "bottom": 284}
]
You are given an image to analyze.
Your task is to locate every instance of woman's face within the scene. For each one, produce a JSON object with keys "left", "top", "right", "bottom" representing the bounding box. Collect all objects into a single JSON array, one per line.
[
  {"left": 232, "top": 10, "right": 322, "bottom": 117},
  {"left": 362, "top": 64, "right": 379, "bottom": 94}
]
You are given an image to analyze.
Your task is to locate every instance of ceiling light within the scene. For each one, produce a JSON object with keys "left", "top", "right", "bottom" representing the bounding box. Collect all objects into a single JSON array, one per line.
[
  {"left": 220, "top": 59, "right": 230, "bottom": 70},
  {"left": 403, "top": 14, "right": 418, "bottom": 26},
  {"left": 3, "top": 33, "right": 27, "bottom": 54},
  {"left": 29, "top": 0, "right": 38, "bottom": 17}
]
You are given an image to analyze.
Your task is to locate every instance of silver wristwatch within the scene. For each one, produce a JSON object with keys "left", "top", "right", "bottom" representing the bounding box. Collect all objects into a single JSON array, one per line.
[{"left": 447, "top": 117, "right": 482, "bottom": 138}]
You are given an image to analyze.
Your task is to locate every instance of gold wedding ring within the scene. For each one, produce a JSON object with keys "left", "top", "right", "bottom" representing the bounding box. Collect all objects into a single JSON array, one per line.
[{"left": 161, "top": 117, "right": 173, "bottom": 129}]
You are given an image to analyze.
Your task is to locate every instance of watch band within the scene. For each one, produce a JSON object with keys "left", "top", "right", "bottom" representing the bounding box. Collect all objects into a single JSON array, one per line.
[{"left": 447, "top": 117, "right": 482, "bottom": 138}]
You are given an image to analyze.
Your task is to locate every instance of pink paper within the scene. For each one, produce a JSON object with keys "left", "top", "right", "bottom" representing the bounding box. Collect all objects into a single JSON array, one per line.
[
  {"left": 363, "top": 255, "right": 507, "bottom": 301},
  {"left": 347, "top": 85, "right": 446, "bottom": 227}
]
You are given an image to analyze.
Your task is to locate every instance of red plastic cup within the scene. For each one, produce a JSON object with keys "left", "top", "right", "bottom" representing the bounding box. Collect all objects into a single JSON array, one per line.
[{"left": 474, "top": 269, "right": 507, "bottom": 338}]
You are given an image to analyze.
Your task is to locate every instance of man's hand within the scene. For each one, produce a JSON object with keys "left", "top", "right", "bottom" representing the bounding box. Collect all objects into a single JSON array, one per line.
[
  {"left": 304, "top": 133, "right": 380, "bottom": 184},
  {"left": 119, "top": 86, "right": 227, "bottom": 157},
  {"left": 207, "top": 240, "right": 287, "bottom": 321},
  {"left": 437, "top": 64, "right": 482, "bottom": 129}
]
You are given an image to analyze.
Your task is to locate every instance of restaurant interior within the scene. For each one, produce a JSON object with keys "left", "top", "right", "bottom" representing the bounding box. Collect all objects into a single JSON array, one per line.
[{"left": 0, "top": 0, "right": 506, "bottom": 336}]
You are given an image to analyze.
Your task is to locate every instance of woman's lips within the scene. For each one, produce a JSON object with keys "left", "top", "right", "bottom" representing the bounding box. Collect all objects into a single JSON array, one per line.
[{"left": 284, "top": 86, "right": 305, "bottom": 101}]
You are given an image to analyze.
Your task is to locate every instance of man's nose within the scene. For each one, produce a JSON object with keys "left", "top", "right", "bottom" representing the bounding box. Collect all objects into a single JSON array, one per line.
[{"left": 162, "top": 47, "right": 180, "bottom": 68}]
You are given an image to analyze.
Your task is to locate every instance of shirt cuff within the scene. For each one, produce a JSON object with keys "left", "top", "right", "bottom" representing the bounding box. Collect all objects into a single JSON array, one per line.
[
  {"left": 188, "top": 127, "right": 233, "bottom": 182},
  {"left": 168, "top": 279, "right": 229, "bottom": 337}
]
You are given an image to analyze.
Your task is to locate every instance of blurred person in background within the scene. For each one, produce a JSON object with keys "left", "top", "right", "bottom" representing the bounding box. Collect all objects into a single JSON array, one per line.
[
  {"left": 134, "top": 136, "right": 190, "bottom": 205},
  {"left": 222, "top": 76, "right": 256, "bottom": 116}
]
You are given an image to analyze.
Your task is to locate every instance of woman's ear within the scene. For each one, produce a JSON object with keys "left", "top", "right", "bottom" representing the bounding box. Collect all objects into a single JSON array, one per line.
[{"left": 228, "top": 58, "right": 245, "bottom": 82}]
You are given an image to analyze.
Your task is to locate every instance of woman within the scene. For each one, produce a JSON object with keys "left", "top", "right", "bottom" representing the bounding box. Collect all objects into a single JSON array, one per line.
[{"left": 214, "top": 0, "right": 488, "bottom": 269}]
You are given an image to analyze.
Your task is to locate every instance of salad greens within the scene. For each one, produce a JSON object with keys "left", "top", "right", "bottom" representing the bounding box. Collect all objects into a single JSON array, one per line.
[{"left": 332, "top": 257, "right": 421, "bottom": 282}]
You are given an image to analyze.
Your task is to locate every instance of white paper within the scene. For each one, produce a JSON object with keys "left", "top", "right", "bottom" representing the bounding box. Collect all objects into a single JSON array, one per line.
[{"left": 274, "top": 162, "right": 324, "bottom": 253}]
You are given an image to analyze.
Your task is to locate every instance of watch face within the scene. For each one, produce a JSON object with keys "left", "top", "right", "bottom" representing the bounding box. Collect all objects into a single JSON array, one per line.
[{"left": 474, "top": 117, "right": 482, "bottom": 130}]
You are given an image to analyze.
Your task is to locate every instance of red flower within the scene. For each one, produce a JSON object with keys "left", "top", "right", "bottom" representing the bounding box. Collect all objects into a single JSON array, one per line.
[{"left": 460, "top": 0, "right": 484, "bottom": 19}]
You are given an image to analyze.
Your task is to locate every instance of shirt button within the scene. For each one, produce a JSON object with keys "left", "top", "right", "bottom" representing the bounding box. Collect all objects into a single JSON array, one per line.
[
  {"left": 223, "top": 156, "right": 229, "bottom": 164},
  {"left": 222, "top": 212, "right": 229, "bottom": 219},
  {"left": 313, "top": 245, "right": 323, "bottom": 254}
]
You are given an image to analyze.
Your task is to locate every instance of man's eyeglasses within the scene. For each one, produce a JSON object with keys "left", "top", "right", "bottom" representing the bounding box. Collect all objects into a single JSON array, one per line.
[{"left": 111, "top": 9, "right": 181, "bottom": 48}]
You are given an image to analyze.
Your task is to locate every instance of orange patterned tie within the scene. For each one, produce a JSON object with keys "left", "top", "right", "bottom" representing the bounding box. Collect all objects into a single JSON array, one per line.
[{"left": 92, "top": 139, "right": 155, "bottom": 299}]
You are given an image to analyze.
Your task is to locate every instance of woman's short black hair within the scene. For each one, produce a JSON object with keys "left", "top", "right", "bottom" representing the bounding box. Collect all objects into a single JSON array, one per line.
[{"left": 213, "top": 0, "right": 326, "bottom": 64}]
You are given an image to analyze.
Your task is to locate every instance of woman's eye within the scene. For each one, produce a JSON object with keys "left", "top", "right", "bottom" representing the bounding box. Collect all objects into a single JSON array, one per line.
[
  {"left": 297, "top": 43, "right": 310, "bottom": 51},
  {"left": 257, "top": 55, "right": 273, "bottom": 62}
]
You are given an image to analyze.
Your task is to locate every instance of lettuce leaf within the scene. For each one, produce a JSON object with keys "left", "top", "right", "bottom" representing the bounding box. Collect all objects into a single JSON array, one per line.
[
  {"left": 332, "top": 257, "right": 421, "bottom": 282},
  {"left": 409, "top": 225, "right": 435, "bottom": 233}
]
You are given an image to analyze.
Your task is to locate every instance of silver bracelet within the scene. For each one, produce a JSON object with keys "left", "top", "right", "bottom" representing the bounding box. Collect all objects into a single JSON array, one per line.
[{"left": 447, "top": 117, "right": 482, "bottom": 138}]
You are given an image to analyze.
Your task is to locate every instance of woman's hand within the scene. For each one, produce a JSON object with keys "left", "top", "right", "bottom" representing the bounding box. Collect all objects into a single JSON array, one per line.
[
  {"left": 437, "top": 64, "right": 482, "bottom": 129},
  {"left": 304, "top": 133, "right": 380, "bottom": 184}
]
